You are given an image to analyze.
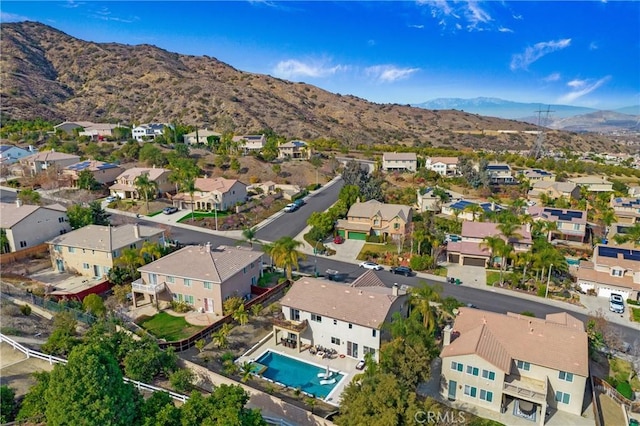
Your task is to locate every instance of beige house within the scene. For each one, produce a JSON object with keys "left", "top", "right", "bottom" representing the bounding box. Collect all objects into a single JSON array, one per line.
[
  {"left": 133, "top": 243, "right": 263, "bottom": 314},
  {"left": 519, "top": 169, "right": 555, "bottom": 183},
  {"left": 416, "top": 187, "right": 466, "bottom": 213},
  {"left": 79, "top": 123, "right": 128, "bottom": 140},
  {"left": 172, "top": 177, "right": 247, "bottom": 212},
  {"left": 278, "top": 140, "right": 311, "bottom": 159},
  {"left": 20, "top": 150, "right": 80, "bottom": 176},
  {"left": 63, "top": 160, "right": 124, "bottom": 187},
  {"left": 109, "top": 167, "right": 173, "bottom": 200},
  {"left": 577, "top": 244, "right": 640, "bottom": 300},
  {"left": 425, "top": 156, "right": 458, "bottom": 176},
  {"left": 528, "top": 181, "right": 580, "bottom": 203},
  {"left": 527, "top": 206, "right": 588, "bottom": 243},
  {"left": 441, "top": 308, "right": 588, "bottom": 426},
  {"left": 233, "top": 134, "right": 266, "bottom": 153},
  {"left": 0, "top": 201, "right": 69, "bottom": 253},
  {"left": 48, "top": 224, "right": 165, "bottom": 278},
  {"left": 568, "top": 176, "right": 613, "bottom": 192},
  {"left": 336, "top": 200, "right": 412, "bottom": 241},
  {"left": 610, "top": 196, "right": 640, "bottom": 225},
  {"left": 274, "top": 272, "right": 408, "bottom": 360},
  {"left": 183, "top": 129, "right": 221, "bottom": 145},
  {"left": 382, "top": 152, "right": 418, "bottom": 172}
]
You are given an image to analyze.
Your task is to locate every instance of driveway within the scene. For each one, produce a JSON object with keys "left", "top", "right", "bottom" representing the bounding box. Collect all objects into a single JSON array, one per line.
[{"left": 446, "top": 264, "right": 487, "bottom": 288}]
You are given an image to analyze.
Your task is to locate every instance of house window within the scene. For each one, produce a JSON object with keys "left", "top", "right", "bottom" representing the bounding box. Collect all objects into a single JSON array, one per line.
[
  {"left": 19, "top": 241, "right": 27, "bottom": 248},
  {"left": 573, "top": 223, "right": 580, "bottom": 231},
  {"left": 373, "top": 218, "right": 380, "bottom": 226},
  {"left": 555, "top": 391, "right": 571, "bottom": 404},
  {"left": 466, "top": 365, "right": 479, "bottom": 376},
  {"left": 611, "top": 269, "right": 623, "bottom": 277},
  {"left": 243, "top": 267, "right": 247, "bottom": 274},
  {"left": 311, "top": 314, "right": 322, "bottom": 323},
  {"left": 331, "top": 337, "right": 340, "bottom": 345},
  {"left": 167, "top": 276, "right": 175, "bottom": 283},
  {"left": 333, "top": 319, "right": 337, "bottom": 325},
  {"left": 112, "top": 250, "right": 119, "bottom": 257},
  {"left": 479, "top": 390, "right": 493, "bottom": 402},
  {"left": 559, "top": 371, "right": 574, "bottom": 382},
  {"left": 68, "top": 247, "right": 75, "bottom": 253},
  {"left": 394, "top": 223, "right": 400, "bottom": 229},
  {"left": 463, "top": 385, "right": 477, "bottom": 398},
  {"left": 451, "top": 361, "right": 464, "bottom": 372},
  {"left": 54, "top": 245, "right": 62, "bottom": 253},
  {"left": 517, "top": 360, "right": 531, "bottom": 371},
  {"left": 348, "top": 323, "right": 353, "bottom": 329},
  {"left": 83, "top": 263, "right": 90, "bottom": 269},
  {"left": 103, "top": 266, "right": 110, "bottom": 275},
  {"left": 251, "top": 276, "right": 257, "bottom": 285},
  {"left": 58, "top": 217, "right": 65, "bottom": 223},
  {"left": 363, "top": 346, "right": 375, "bottom": 356},
  {"left": 290, "top": 309, "right": 300, "bottom": 321},
  {"left": 204, "top": 281, "right": 212, "bottom": 290},
  {"left": 481, "top": 369, "right": 495, "bottom": 380},
  {"left": 184, "top": 279, "right": 191, "bottom": 287},
  {"left": 372, "top": 329, "right": 377, "bottom": 338}
]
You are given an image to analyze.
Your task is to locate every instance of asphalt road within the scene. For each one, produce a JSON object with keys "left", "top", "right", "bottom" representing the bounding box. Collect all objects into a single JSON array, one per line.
[
  {"left": 0, "top": 189, "right": 17, "bottom": 202},
  {"left": 254, "top": 177, "right": 344, "bottom": 242}
]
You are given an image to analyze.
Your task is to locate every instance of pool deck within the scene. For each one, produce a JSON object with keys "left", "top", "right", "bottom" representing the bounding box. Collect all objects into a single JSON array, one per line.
[{"left": 237, "top": 333, "right": 362, "bottom": 406}]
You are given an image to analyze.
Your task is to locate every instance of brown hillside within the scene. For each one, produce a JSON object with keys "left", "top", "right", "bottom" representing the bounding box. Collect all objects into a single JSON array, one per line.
[{"left": 0, "top": 21, "right": 623, "bottom": 153}]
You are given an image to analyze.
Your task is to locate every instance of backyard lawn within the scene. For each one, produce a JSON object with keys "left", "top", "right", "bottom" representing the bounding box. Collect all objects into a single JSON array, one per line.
[
  {"left": 486, "top": 270, "right": 500, "bottom": 286},
  {"left": 631, "top": 307, "right": 640, "bottom": 322},
  {"left": 138, "top": 312, "right": 203, "bottom": 341},
  {"left": 609, "top": 358, "right": 640, "bottom": 392}
]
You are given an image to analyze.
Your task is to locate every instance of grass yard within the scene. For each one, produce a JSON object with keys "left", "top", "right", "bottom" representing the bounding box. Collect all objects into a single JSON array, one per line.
[
  {"left": 430, "top": 266, "right": 448, "bottom": 277},
  {"left": 177, "top": 210, "right": 230, "bottom": 223},
  {"left": 486, "top": 270, "right": 501, "bottom": 286},
  {"left": 148, "top": 210, "right": 163, "bottom": 217},
  {"left": 138, "top": 312, "right": 203, "bottom": 342},
  {"left": 610, "top": 358, "right": 640, "bottom": 392},
  {"left": 357, "top": 243, "right": 398, "bottom": 260},
  {"left": 631, "top": 307, "right": 640, "bottom": 322}
]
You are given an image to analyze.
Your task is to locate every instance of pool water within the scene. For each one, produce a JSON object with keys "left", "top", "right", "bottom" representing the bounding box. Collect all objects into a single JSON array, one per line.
[{"left": 255, "top": 350, "right": 345, "bottom": 398}]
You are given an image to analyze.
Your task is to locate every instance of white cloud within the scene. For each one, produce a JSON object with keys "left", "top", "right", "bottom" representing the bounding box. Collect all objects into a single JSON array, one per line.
[
  {"left": 63, "top": 1, "right": 84, "bottom": 8},
  {"left": 558, "top": 76, "right": 611, "bottom": 103},
  {"left": 419, "top": 0, "right": 499, "bottom": 32},
  {"left": 510, "top": 38, "right": 571, "bottom": 71},
  {"left": 0, "top": 12, "right": 29, "bottom": 22},
  {"left": 589, "top": 41, "right": 599, "bottom": 50},
  {"left": 498, "top": 27, "right": 513, "bottom": 33},
  {"left": 465, "top": 1, "right": 492, "bottom": 30},
  {"left": 365, "top": 65, "right": 419, "bottom": 83},
  {"left": 272, "top": 59, "right": 347, "bottom": 79},
  {"left": 409, "top": 24, "right": 425, "bottom": 29},
  {"left": 543, "top": 72, "right": 561, "bottom": 82}
]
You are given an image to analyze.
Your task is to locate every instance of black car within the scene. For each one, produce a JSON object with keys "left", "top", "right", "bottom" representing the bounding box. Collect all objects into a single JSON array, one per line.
[{"left": 390, "top": 266, "right": 413, "bottom": 276}]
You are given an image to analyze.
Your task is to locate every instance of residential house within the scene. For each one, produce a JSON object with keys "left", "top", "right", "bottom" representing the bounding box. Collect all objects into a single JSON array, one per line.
[
  {"left": 527, "top": 206, "right": 588, "bottom": 243},
  {"left": 576, "top": 245, "right": 640, "bottom": 301},
  {"left": 425, "top": 156, "right": 458, "bottom": 176},
  {"left": 248, "top": 181, "right": 276, "bottom": 195},
  {"left": 336, "top": 200, "right": 412, "bottom": 241},
  {"left": 610, "top": 196, "right": 640, "bottom": 225},
  {"left": 48, "top": 223, "right": 165, "bottom": 278},
  {"left": 528, "top": 181, "right": 580, "bottom": 204},
  {"left": 132, "top": 123, "right": 169, "bottom": 141},
  {"left": 183, "top": 129, "right": 221, "bottom": 145},
  {"left": 520, "top": 169, "right": 556, "bottom": 183},
  {"left": 628, "top": 186, "right": 640, "bottom": 197},
  {"left": 172, "top": 177, "right": 247, "bottom": 212},
  {"left": 567, "top": 176, "right": 613, "bottom": 192},
  {"left": 0, "top": 145, "right": 33, "bottom": 165},
  {"left": 441, "top": 308, "right": 588, "bottom": 425},
  {"left": 278, "top": 140, "right": 311, "bottom": 159},
  {"left": 233, "top": 134, "right": 266, "bottom": 154},
  {"left": 274, "top": 272, "right": 408, "bottom": 361},
  {"left": 53, "top": 121, "right": 95, "bottom": 135},
  {"left": 109, "top": 167, "right": 173, "bottom": 200},
  {"left": 485, "top": 163, "right": 515, "bottom": 184},
  {"left": 416, "top": 187, "right": 466, "bottom": 213},
  {"left": 63, "top": 161, "right": 124, "bottom": 187},
  {"left": 78, "top": 123, "right": 128, "bottom": 140},
  {"left": 382, "top": 152, "right": 418, "bottom": 172},
  {"left": 0, "top": 201, "right": 69, "bottom": 253},
  {"left": 133, "top": 243, "right": 263, "bottom": 314},
  {"left": 446, "top": 221, "right": 532, "bottom": 267},
  {"left": 20, "top": 150, "right": 81, "bottom": 176},
  {"left": 441, "top": 199, "right": 503, "bottom": 222}
]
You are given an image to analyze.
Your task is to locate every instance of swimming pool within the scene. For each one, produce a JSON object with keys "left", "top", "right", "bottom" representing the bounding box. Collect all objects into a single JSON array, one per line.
[{"left": 254, "top": 350, "right": 345, "bottom": 399}]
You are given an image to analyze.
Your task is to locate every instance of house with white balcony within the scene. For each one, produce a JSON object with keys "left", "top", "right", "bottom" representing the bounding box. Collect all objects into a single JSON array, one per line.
[
  {"left": 233, "top": 134, "right": 267, "bottom": 154},
  {"left": 273, "top": 271, "right": 408, "bottom": 361},
  {"left": 425, "top": 156, "right": 458, "bottom": 176},
  {"left": 519, "top": 169, "right": 555, "bottom": 183},
  {"left": 172, "top": 177, "right": 247, "bottom": 212},
  {"left": 567, "top": 176, "right": 613, "bottom": 192},
  {"left": 610, "top": 196, "right": 640, "bottom": 225},
  {"left": 20, "top": 150, "right": 81, "bottom": 176},
  {"left": 278, "top": 140, "right": 311, "bottom": 159},
  {"left": 441, "top": 308, "right": 588, "bottom": 426},
  {"left": 109, "top": 167, "right": 173, "bottom": 200},
  {"left": 133, "top": 243, "right": 263, "bottom": 314},
  {"left": 0, "top": 201, "right": 70, "bottom": 253},
  {"left": 576, "top": 244, "right": 640, "bottom": 301},
  {"left": 527, "top": 206, "right": 588, "bottom": 243},
  {"left": 382, "top": 152, "right": 417, "bottom": 172},
  {"left": 132, "top": 123, "right": 170, "bottom": 141},
  {"left": 485, "top": 163, "right": 515, "bottom": 185}
]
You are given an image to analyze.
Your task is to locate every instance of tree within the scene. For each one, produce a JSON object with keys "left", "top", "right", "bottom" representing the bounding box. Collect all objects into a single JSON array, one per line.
[
  {"left": 16, "top": 371, "right": 50, "bottom": 422},
  {"left": 108, "top": 267, "right": 135, "bottom": 286},
  {"left": 409, "top": 282, "right": 441, "bottom": 335},
  {"left": 338, "top": 184, "right": 361, "bottom": 209},
  {"left": 169, "top": 368, "right": 195, "bottom": 393},
  {"left": 140, "top": 241, "right": 164, "bottom": 263},
  {"left": 82, "top": 293, "right": 106, "bottom": 318},
  {"left": 140, "top": 391, "right": 181, "bottom": 426},
  {"left": 481, "top": 236, "right": 507, "bottom": 285},
  {"left": 212, "top": 323, "right": 232, "bottom": 349},
  {"left": 17, "top": 188, "right": 41, "bottom": 205},
  {"left": 241, "top": 227, "right": 258, "bottom": 248},
  {"left": 230, "top": 157, "right": 241, "bottom": 172},
  {"left": 306, "top": 211, "right": 334, "bottom": 237},
  {"left": 89, "top": 201, "right": 111, "bottom": 225},
  {"left": 463, "top": 203, "right": 484, "bottom": 222},
  {"left": 0, "top": 385, "right": 17, "bottom": 424},
  {"left": 123, "top": 336, "right": 177, "bottom": 382},
  {"left": 41, "top": 311, "right": 80, "bottom": 356},
  {"left": 77, "top": 170, "right": 100, "bottom": 190},
  {"left": 115, "top": 248, "right": 144, "bottom": 278},
  {"left": 0, "top": 229, "right": 10, "bottom": 254},
  {"left": 67, "top": 204, "right": 93, "bottom": 229},
  {"left": 268, "top": 236, "right": 307, "bottom": 280},
  {"left": 134, "top": 172, "right": 159, "bottom": 213},
  {"left": 614, "top": 222, "right": 640, "bottom": 246},
  {"left": 45, "top": 343, "right": 140, "bottom": 425},
  {"left": 168, "top": 157, "right": 200, "bottom": 193},
  {"left": 180, "top": 176, "right": 199, "bottom": 221},
  {"left": 232, "top": 304, "right": 249, "bottom": 326},
  {"left": 139, "top": 143, "right": 166, "bottom": 167},
  {"left": 180, "top": 386, "right": 266, "bottom": 426}
]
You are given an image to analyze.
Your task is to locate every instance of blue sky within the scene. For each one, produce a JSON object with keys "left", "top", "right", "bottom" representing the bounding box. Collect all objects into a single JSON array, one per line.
[{"left": 2, "top": 1, "right": 639, "bottom": 110}]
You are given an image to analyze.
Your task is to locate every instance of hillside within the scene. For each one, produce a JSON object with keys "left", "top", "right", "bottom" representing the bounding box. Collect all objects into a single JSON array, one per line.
[{"left": 0, "top": 21, "right": 627, "bottom": 153}]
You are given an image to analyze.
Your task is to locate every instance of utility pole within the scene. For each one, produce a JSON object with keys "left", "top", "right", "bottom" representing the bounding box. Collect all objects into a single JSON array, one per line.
[{"left": 545, "top": 264, "right": 553, "bottom": 298}]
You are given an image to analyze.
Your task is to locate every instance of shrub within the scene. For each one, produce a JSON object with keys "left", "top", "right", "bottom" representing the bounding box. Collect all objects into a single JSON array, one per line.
[
  {"left": 366, "top": 235, "right": 380, "bottom": 243},
  {"left": 520, "top": 311, "right": 536, "bottom": 317},
  {"left": 409, "top": 255, "right": 430, "bottom": 271},
  {"left": 169, "top": 368, "right": 195, "bottom": 393},
  {"left": 170, "top": 301, "right": 191, "bottom": 313},
  {"left": 223, "top": 296, "right": 244, "bottom": 315},
  {"left": 20, "top": 304, "right": 32, "bottom": 316},
  {"left": 627, "top": 299, "right": 640, "bottom": 306},
  {"left": 616, "top": 381, "right": 633, "bottom": 400},
  {"left": 537, "top": 285, "right": 546, "bottom": 297}
]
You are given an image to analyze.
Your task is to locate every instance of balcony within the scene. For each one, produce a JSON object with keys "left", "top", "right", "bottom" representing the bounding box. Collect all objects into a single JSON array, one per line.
[
  {"left": 503, "top": 375, "right": 547, "bottom": 403},
  {"left": 131, "top": 279, "right": 166, "bottom": 295},
  {"left": 271, "top": 317, "right": 308, "bottom": 333}
]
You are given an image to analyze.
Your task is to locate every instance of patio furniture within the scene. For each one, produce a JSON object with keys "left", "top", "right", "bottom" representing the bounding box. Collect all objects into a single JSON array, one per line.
[{"left": 316, "top": 351, "right": 326, "bottom": 359}]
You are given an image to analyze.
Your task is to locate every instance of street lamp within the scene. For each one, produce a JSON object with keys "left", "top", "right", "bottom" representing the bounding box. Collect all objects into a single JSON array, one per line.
[{"left": 545, "top": 264, "right": 553, "bottom": 298}]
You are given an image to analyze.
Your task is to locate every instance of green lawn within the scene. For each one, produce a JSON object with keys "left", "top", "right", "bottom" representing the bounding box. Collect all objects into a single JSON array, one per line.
[
  {"left": 486, "top": 270, "right": 500, "bottom": 286},
  {"left": 357, "top": 243, "right": 397, "bottom": 260},
  {"left": 148, "top": 210, "right": 163, "bottom": 217},
  {"left": 631, "top": 307, "right": 640, "bottom": 323},
  {"left": 430, "top": 266, "right": 448, "bottom": 277},
  {"left": 609, "top": 358, "right": 640, "bottom": 392},
  {"left": 177, "top": 210, "right": 230, "bottom": 223},
  {"left": 138, "top": 312, "right": 203, "bottom": 341}
]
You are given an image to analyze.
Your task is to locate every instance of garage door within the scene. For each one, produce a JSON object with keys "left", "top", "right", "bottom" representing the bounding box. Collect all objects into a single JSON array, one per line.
[
  {"left": 337, "top": 230, "right": 346, "bottom": 237},
  {"left": 448, "top": 254, "right": 460, "bottom": 263},
  {"left": 348, "top": 231, "right": 367, "bottom": 240},
  {"left": 463, "top": 257, "right": 486, "bottom": 267},
  {"left": 597, "top": 287, "right": 630, "bottom": 300}
]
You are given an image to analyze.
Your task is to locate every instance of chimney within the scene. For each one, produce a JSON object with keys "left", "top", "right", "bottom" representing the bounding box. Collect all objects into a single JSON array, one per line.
[
  {"left": 133, "top": 223, "right": 140, "bottom": 239},
  {"left": 15, "top": 199, "right": 22, "bottom": 208},
  {"left": 392, "top": 283, "right": 399, "bottom": 296},
  {"left": 443, "top": 325, "right": 452, "bottom": 346}
]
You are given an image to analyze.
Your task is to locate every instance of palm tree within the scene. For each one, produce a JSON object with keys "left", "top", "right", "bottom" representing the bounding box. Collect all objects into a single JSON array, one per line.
[
  {"left": 409, "top": 283, "right": 442, "bottom": 335},
  {"left": 269, "top": 236, "right": 307, "bottom": 280},
  {"left": 134, "top": 173, "right": 158, "bottom": 213},
  {"left": 481, "top": 236, "right": 507, "bottom": 285},
  {"left": 242, "top": 227, "right": 258, "bottom": 248},
  {"left": 240, "top": 362, "right": 253, "bottom": 383},
  {"left": 614, "top": 222, "right": 640, "bottom": 246},
  {"left": 178, "top": 176, "right": 199, "bottom": 221},
  {"left": 232, "top": 304, "right": 249, "bottom": 326},
  {"left": 515, "top": 251, "right": 534, "bottom": 286},
  {"left": 463, "top": 204, "right": 484, "bottom": 222},
  {"left": 140, "top": 241, "right": 163, "bottom": 263},
  {"left": 212, "top": 323, "right": 231, "bottom": 349},
  {"left": 510, "top": 198, "right": 528, "bottom": 216},
  {"left": 115, "top": 248, "right": 144, "bottom": 277}
]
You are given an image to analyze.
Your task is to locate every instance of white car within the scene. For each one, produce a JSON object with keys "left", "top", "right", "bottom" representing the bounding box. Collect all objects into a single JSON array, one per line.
[
  {"left": 283, "top": 203, "right": 297, "bottom": 213},
  {"left": 359, "top": 261, "right": 383, "bottom": 271}
]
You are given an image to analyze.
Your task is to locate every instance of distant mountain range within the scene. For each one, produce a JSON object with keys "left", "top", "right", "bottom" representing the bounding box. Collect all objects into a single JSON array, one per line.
[{"left": 413, "top": 97, "right": 640, "bottom": 133}]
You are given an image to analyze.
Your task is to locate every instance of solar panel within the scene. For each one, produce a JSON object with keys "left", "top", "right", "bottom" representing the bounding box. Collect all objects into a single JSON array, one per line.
[
  {"left": 624, "top": 250, "right": 640, "bottom": 261},
  {"left": 598, "top": 246, "right": 619, "bottom": 258}
]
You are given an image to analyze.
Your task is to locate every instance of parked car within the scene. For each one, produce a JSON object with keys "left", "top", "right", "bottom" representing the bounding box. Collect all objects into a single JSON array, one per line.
[
  {"left": 293, "top": 198, "right": 305, "bottom": 208},
  {"left": 163, "top": 206, "right": 178, "bottom": 215},
  {"left": 105, "top": 195, "right": 118, "bottom": 203},
  {"left": 359, "top": 261, "right": 383, "bottom": 271},
  {"left": 333, "top": 235, "right": 344, "bottom": 244},
  {"left": 284, "top": 203, "right": 297, "bottom": 213},
  {"left": 609, "top": 293, "right": 625, "bottom": 314},
  {"left": 390, "top": 266, "right": 413, "bottom": 276}
]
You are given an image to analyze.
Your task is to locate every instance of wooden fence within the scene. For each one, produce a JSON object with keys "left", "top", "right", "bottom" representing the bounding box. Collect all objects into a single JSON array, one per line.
[
  {"left": 592, "top": 375, "right": 639, "bottom": 413},
  {"left": 0, "top": 243, "right": 49, "bottom": 265}
]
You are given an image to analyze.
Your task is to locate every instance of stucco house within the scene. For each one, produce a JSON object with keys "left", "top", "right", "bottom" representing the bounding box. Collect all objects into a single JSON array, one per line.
[
  {"left": 53, "top": 121, "right": 95, "bottom": 134},
  {"left": 425, "top": 156, "right": 458, "bottom": 176},
  {"left": 441, "top": 308, "right": 588, "bottom": 426},
  {"left": 133, "top": 243, "right": 263, "bottom": 314},
  {"left": 172, "top": 177, "right": 247, "bottom": 212},
  {"left": 416, "top": 187, "right": 466, "bottom": 213},
  {"left": 382, "top": 152, "right": 418, "bottom": 172},
  {"left": 20, "top": 150, "right": 81, "bottom": 176},
  {"left": 132, "top": 123, "right": 169, "bottom": 141},
  {"left": 233, "top": 134, "right": 266, "bottom": 153},
  {"left": 273, "top": 272, "right": 408, "bottom": 361},
  {"left": 527, "top": 206, "right": 588, "bottom": 243},
  {"left": 485, "top": 163, "right": 515, "bottom": 185},
  {"left": 576, "top": 244, "right": 640, "bottom": 301},
  {"left": 567, "top": 176, "right": 613, "bottom": 192},
  {"left": 278, "top": 140, "right": 311, "bottom": 159},
  {"left": 336, "top": 200, "right": 412, "bottom": 241},
  {"left": 48, "top": 223, "right": 165, "bottom": 278},
  {"left": 63, "top": 160, "right": 124, "bottom": 187},
  {"left": 0, "top": 145, "right": 33, "bottom": 165},
  {"left": 441, "top": 199, "right": 503, "bottom": 222},
  {"left": 183, "top": 129, "right": 221, "bottom": 145},
  {"left": 109, "top": 167, "right": 173, "bottom": 200},
  {"left": 528, "top": 181, "right": 580, "bottom": 203},
  {"left": 519, "top": 169, "right": 555, "bottom": 183},
  {"left": 610, "top": 196, "right": 640, "bottom": 225},
  {"left": 78, "top": 123, "right": 128, "bottom": 140},
  {"left": 0, "top": 201, "right": 70, "bottom": 253}
]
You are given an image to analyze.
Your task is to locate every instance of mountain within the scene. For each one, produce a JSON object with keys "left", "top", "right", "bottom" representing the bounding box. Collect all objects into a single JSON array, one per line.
[{"left": 0, "top": 22, "right": 629, "bottom": 153}]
